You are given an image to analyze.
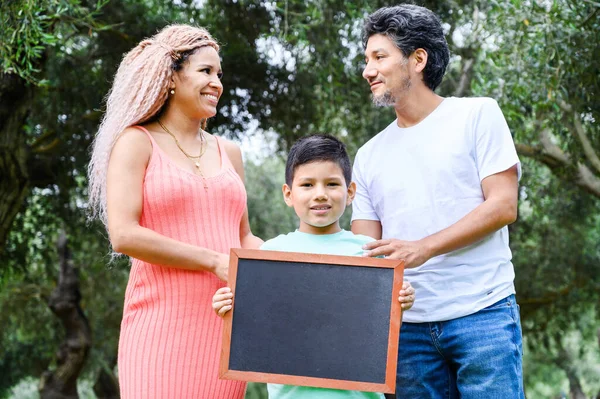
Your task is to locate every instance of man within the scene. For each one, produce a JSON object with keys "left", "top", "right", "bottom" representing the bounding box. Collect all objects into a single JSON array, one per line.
[{"left": 351, "top": 5, "right": 524, "bottom": 398}]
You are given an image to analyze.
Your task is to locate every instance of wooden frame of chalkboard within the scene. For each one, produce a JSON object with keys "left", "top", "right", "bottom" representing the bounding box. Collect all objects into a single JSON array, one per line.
[{"left": 219, "top": 248, "right": 404, "bottom": 394}]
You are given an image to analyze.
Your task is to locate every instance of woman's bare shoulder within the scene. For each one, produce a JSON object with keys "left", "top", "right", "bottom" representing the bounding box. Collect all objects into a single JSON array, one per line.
[
  {"left": 219, "top": 136, "right": 242, "bottom": 159},
  {"left": 111, "top": 126, "right": 153, "bottom": 162},
  {"left": 116, "top": 126, "right": 152, "bottom": 147}
]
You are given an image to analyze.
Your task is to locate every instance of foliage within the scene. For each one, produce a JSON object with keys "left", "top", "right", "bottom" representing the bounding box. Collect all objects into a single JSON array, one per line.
[
  {"left": 0, "top": 190, "right": 64, "bottom": 391},
  {"left": 473, "top": 0, "right": 600, "bottom": 197},
  {"left": 0, "top": 183, "right": 129, "bottom": 393},
  {"left": 0, "top": 0, "right": 169, "bottom": 390},
  {"left": 513, "top": 159, "right": 600, "bottom": 335},
  {"left": 523, "top": 326, "right": 600, "bottom": 398},
  {"left": 0, "top": 0, "right": 109, "bottom": 83},
  {"left": 245, "top": 156, "right": 299, "bottom": 241},
  {"left": 244, "top": 382, "right": 268, "bottom": 399},
  {"left": 2, "top": 377, "right": 98, "bottom": 399}
]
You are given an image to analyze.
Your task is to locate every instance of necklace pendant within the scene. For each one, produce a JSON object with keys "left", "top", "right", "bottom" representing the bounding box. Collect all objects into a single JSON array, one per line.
[{"left": 195, "top": 162, "right": 201, "bottom": 169}]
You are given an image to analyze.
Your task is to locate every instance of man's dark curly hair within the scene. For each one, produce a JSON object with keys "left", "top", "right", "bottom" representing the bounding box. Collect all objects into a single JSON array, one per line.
[{"left": 363, "top": 5, "right": 450, "bottom": 91}]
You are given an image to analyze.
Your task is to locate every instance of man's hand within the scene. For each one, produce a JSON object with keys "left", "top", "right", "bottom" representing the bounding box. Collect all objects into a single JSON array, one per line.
[{"left": 362, "top": 238, "right": 431, "bottom": 269}]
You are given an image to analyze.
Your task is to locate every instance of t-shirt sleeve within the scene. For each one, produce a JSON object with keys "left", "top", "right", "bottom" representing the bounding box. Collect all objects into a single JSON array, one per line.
[
  {"left": 474, "top": 98, "right": 522, "bottom": 182},
  {"left": 351, "top": 149, "right": 380, "bottom": 222}
]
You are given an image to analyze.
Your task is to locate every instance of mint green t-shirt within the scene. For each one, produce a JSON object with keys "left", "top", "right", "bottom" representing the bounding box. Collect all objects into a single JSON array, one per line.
[{"left": 260, "top": 230, "right": 385, "bottom": 399}]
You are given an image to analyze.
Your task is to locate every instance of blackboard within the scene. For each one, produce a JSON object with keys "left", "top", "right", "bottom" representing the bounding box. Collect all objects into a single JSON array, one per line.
[{"left": 219, "top": 248, "right": 404, "bottom": 393}]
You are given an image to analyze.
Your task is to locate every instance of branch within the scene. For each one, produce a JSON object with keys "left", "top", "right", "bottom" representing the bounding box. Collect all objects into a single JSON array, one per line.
[
  {"left": 450, "top": 6, "right": 482, "bottom": 97},
  {"left": 454, "top": 57, "right": 474, "bottom": 97},
  {"left": 558, "top": 100, "right": 600, "bottom": 175},
  {"left": 579, "top": 7, "right": 599, "bottom": 28},
  {"left": 576, "top": 163, "right": 600, "bottom": 197},
  {"left": 32, "top": 138, "right": 60, "bottom": 154},
  {"left": 518, "top": 284, "right": 574, "bottom": 306},
  {"left": 539, "top": 129, "right": 569, "bottom": 164},
  {"left": 515, "top": 129, "right": 600, "bottom": 198},
  {"left": 581, "top": 0, "right": 600, "bottom": 7},
  {"left": 30, "top": 130, "right": 61, "bottom": 154}
]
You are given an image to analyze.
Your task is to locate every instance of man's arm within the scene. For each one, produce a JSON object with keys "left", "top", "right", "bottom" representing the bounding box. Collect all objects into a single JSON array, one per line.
[
  {"left": 360, "top": 165, "right": 519, "bottom": 268},
  {"left": 351, "top": 220, "right": 382, "bottom": 240}
]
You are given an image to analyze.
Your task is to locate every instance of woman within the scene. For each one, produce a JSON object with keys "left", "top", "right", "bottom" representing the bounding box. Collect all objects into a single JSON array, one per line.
[{"left": 88, "top": 24, "right": 262, "bottom": 398}]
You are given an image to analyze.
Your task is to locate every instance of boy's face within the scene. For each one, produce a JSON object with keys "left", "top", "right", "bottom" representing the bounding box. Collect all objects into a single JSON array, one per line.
[{"left": 283, "top": 161, "right": 356, "bottom": 235}]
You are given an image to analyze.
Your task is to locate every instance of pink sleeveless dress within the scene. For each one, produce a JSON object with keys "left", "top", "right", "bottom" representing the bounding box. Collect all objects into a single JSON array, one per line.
[{"left": 118, "top": 126, "right": 247, "bottom": 399}]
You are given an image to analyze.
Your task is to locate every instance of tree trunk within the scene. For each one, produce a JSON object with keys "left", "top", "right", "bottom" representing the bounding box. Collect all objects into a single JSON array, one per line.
[
  {"left": 0, "top": 72, "right": 32, "bottom": 253},
  {"left": 566, "top": 375, "right": 586, "bottom": 399},
  {"left": 555, "top": 348, "right": 587, "bottom": 399},
  {"left": 597, "top": 328, "right": 600, "bottom": 399},
  {"left": 93, "top": 356, "right": 120, "bottom": 399},
  {"left": 39, "top": 231, "right": 92, "bottom": 399}
]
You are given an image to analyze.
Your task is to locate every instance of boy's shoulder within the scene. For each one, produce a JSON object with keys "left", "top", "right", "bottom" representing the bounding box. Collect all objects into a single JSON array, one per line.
[
  {"left": 260, "top": 230, "right": 374, "bottom": 253},
  {"left": 260, "top": 232, "right": 298, "bottom": 251}
]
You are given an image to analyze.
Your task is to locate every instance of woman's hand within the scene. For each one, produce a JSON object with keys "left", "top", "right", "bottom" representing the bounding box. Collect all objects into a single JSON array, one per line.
[
  {"left": 212, "top": 287, "right": 233, "bottom": 317},
  {"left": 213, "top": 253, "right": 230, "bottom": 282}
]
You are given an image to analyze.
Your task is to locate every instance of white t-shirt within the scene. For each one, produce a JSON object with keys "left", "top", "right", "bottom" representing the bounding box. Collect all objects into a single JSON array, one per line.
[{"left": 351, "top": 97, "right": 521, "bottom": 323}]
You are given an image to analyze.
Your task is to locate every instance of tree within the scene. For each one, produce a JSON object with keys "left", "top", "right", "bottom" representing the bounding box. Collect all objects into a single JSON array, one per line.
[
  {"left": 0, "top": 0, "right": 186, "bottom": 395},
  {"left": 245, "top": 156, "right": 298, "bottom": 241},
  {"left": 459, "top": 2, "right": 600, "bottom": 394},
  {"left": 38, "top": 231, "right": 92, "bottom": 399},
  {"left": 437, "top": 0, "right": 599, "bottom": 199},
  {"left": 0, "top": 0, "right": 108, "bottom": 252}
]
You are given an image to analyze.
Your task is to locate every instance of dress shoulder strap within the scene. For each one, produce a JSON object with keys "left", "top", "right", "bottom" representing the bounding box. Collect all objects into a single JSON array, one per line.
[
  {"left": 214, "top": 135, "right": 236, "bottom": 170},
  {"left": 130, "top": 125, "right": 163, "bottom": 168},
  {"left": 131, "top": 125, "right": 158, "bottom": 147}
]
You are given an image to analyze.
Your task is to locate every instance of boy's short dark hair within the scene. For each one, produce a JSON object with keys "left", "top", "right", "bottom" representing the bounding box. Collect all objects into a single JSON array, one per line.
[
  {"left": 285, "top": 134, "right": 352, "bottom": 186},
  {"left": 363, "top": 5, "right": 450, "bottom": 91}
]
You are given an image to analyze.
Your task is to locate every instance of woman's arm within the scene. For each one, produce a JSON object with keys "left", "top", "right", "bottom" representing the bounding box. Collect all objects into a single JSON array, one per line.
[
  {"left": 106, "top": 127, "right": 229, "bottom": 280},
  {"left": 223, "top": 139, "right": 264, "bottom": 250}
]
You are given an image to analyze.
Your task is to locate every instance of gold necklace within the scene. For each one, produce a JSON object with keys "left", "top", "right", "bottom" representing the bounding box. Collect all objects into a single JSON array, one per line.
[{"left": 158, "top": 119, "right": 209, "bottom": 189}]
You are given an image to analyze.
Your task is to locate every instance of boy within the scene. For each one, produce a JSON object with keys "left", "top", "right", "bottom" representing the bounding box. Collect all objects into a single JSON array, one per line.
[{"left": 213, "top": 134, "right": 415, "bottom": 399}]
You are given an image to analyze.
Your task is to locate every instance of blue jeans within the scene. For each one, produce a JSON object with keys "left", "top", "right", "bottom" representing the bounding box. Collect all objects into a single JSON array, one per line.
[{"left": 395, "top": 294, "right": 525, "bottom": 399}]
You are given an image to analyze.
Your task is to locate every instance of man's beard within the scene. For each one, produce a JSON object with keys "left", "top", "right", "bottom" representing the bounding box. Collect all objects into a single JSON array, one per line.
[
  {"left": 372, "top": 90, "right": 395, "bottom": 107},
  {"left": 371, "top": 76, "right": 412, "bottom": 107}
]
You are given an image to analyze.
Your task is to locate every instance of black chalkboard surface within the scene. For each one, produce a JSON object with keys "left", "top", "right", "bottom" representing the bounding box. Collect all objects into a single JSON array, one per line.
[{"left": 219, "top": 248, "right": 404, "bottom": 393}]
